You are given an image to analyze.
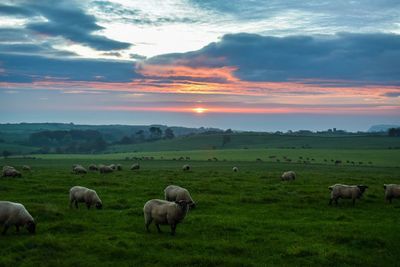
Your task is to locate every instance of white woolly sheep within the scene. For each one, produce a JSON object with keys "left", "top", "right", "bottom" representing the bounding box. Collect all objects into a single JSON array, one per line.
[
  {"left": 233, "top": 167, "right": 239, "bottom": 172},
  {"left": 281, "top": 171, "right": 296, "bottom": 181},
  {"left": 143, "top": 199, "right": 189, "bottom": 235},
  {"left": 2, "top": 168, "right": 21, "bottom": 178},
  {"left": 88, "top": 164, "right": 98, "bottom": 171},
  {"left": 384, "top": 184, "right": 400, "bottom": 203},
  {"left": 99, "top": 165, "right": 113, "bottom": 173},
  {"left": 164, "top": 185, "right": 196, "bottom": 209},
  {"left": 73, "top": 165, "right": 87, "bottom": 174},
  {"left": 0, "top": 201, "right": 35, "bottom": 235},
  {"left": 329, "top": 184, "right": 368, "bottom": 206},
  {"left": 22, "top": 165, "right": 31, "bottom": 171},
  {"left": 2, "top": 166, "right": 15, "bottom": 172},
  {"left": 130, "top": 163, "right": 140, "bottom": 170},
  {"left": 69, "top": 186, "right": 103, "bottom": 209},
  {"left": 182, "top": 164, "right": 191, "bottom": 171}
]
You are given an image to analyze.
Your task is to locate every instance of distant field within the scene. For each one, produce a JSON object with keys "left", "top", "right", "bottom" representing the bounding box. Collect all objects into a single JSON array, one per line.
[
  {"left": 0, "top": 158, "right": 399, "bottom": 266},
  {"left": 23, "top": 148, "right": 400, "bottom": 168},
  {"left": 107, "top": 133, "right": 400, "bottom": 152}
]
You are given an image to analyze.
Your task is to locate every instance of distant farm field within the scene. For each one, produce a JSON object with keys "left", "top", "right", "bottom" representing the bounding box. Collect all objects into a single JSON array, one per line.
[{"left": 1, "top": 154, "right": 400, "bottom": 266}]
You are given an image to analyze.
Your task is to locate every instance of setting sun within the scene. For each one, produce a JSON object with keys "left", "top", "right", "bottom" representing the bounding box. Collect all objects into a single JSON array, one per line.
[{"left": 193, "top": 107, "right": 207, "bottom": 113}]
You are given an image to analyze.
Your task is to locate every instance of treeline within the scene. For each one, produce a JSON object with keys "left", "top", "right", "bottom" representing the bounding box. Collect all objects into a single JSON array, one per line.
[
  {"left": 29, "top": 130, "right": 107, "bottom": 153},
  {"left": 116, "top": 127, "right": 175, "bottom": 144}
]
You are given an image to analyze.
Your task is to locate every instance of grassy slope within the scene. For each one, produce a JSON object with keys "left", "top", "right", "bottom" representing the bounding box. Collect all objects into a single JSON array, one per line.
[
  {"left": 0, "top": 158, "right": 400, "bottom": 266},
  {"left": 107, "top": 133, "right": 400, "bottom": 152}
]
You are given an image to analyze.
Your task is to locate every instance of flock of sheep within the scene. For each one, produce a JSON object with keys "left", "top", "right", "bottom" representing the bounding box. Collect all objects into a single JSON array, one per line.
[{"left": 1, "top": 163, "right": 400, "bottom": 236}]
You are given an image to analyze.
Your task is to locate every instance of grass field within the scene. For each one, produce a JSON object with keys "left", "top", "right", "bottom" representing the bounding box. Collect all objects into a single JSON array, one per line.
[{"left": 1, "top": 154, "right": 400, "bottom": 266}]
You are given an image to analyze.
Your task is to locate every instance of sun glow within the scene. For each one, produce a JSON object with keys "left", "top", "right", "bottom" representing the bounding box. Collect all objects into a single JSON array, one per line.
[{"left": 193, "top": 107, "right": 207, "bottom": 113}]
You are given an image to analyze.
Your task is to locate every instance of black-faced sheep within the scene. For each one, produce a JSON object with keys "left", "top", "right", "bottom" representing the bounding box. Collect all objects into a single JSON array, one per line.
[
  {"left": 232, "top": 167, "right": 239, "bottom": 172},
  {"left": 384, "top": 184, "right": 400, "bottom": 203},
  {"left": 143, "top": 199, "right": 189, "bottom": 235},
  {"left": 0, "top": 201, "right": 35, "bottom": 235},
  {"left": 164, "top": 185, "right": 196, "bottom": 209},
  {"left": 116, "top": 164, "right": 122, "bottom": 171},
  {"left": 329, "top": 184, "right": 368, "bottom": 206},
  {"left": 88, "top": 164, "right": 98, "bottom": 171},
  {"left": 69, "top": 186, "right": 102, "bottom": 209},
  {"left": 182, "top": 164, "right": 191, "bottom": 171}
]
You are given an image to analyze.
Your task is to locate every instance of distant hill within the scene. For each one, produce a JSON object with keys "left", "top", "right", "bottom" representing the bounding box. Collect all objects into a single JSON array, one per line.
[{"left": 368, "top": 125, "right": 400, "bottom": 132}]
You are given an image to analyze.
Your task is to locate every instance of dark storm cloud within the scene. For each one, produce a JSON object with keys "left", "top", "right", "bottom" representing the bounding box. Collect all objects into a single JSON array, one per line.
[
  {"left": 0, "top": 1, "right": 131, "bottom": 51},
  {"left": 147, "top": 32, "right": 400, "bottom": 85},
  {"left": 0, "top": 53, "right": 140, "bottom": 83}
]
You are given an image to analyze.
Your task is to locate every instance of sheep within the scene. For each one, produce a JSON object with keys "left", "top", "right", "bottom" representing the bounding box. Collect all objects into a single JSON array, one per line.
[
  {"left": 281, "top": 171, "right": 296, "bottom": 181},
  {"left": 130, "top": 163, "right": 140, "bottom": 170},
  {"left": 329, "top": 184, "right": 368, "bottom": 206},
  {"left": 2, "top": 166, "right": 15, "bottom": 172},
  {"left": 88, "top": 164, "right": 98, "bottom": 171},
  {"left": 164, "top": 185, "right": 196, "bottom": 209},
  {"left": 182, "top": 164, "right": 191, "bottom": 171},
  {"left": 73, "top": 165, "right": 87, "bottom": 174},
  {"left": 69, "top": 186, "right": 103, "bottom": 209},
  {"left": 0, "top": 201, "right": 35, "bottom": 235},
  {"left": 384, "top": 184, "right": 400, "bottom": 203},
  {"left": 232, "top": 167, "right": 239, "bottom": 172},
  {"left": 143, "top": 199, "right": 189, "bottom": 235},
  {"left": 116, "top": 164, "right": 122, "bottom": 171},
  {"left": 109, "top": 164, "right": 116, "bottom": 170},
  {"left": 99, "top": 165, "right": 113, "bottom": 173},
  {"left": 22, "top": 165, "right": 31, "bottom": 171},
  {"left": 2, "top": 168, "right": 22, "bottom": 178}
]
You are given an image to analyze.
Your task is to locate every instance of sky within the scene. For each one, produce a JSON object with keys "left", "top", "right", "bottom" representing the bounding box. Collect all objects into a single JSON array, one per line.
[{"left": 0, "top": 0, "right": 399, "bottom": 131}]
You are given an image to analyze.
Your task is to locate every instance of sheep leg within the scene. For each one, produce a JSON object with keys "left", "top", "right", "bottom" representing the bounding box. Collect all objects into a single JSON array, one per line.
[
  {"left": 75, "top": 200, "right": 79, "bottom": 209},
  {"left": 86, "top": 203, "right": 91, "bottom": 209},
  {"left": 388, "top": 197, "right": 392, "bottom": 204},
  {"left": 2, "top": 224, "right": 9, "bottom": 235},
  {"left": 352, "top": 198, "right": 356, "bottom": 206},
  {"left": 15, "top": 225, "right": 20, "bottom": 232},
  {"left": 170, "top": 224, "right": 176, "bottom": 236},
  {"left": 334, "top": 198, "right": 338, "bottom": 205},
  {"left": 145, "top": 217, "right": 152, "bottom": 232},
  {"left": 329, "top": 199, "right": 333, "bottom": 205},
  {"left": 156, "top": 224, "right": 162, "bottom": 233}
]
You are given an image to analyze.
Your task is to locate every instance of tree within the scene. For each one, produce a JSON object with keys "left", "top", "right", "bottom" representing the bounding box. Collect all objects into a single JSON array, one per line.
[
  {"left": 388, "top": 128, "right": 400, "bottom": 137},
  {"left": 135, "top": 130, "right": 145, "bottom": 142},
  {"left": 2, "top": 150, "right": 11, "bottom": 158},
  {"left": 149, "top": 127, "right": 162, "bottom": 140},
  {"left": 164, "top": 128, "right": 175, "bottom": 139}
]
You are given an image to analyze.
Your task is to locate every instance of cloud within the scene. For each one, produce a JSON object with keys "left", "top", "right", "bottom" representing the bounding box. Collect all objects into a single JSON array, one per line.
[
  {"left": 130, "top": 53, "right": 147, "bottom": 60},
  {"left": 1, "top": 1, "right": 131, "bottom": 51},
  {"left": 147, "top": 32, "right": 400, "bottom": 85},
  {"left": 384, "top": 92, "right": 400, "bottom": 97}
]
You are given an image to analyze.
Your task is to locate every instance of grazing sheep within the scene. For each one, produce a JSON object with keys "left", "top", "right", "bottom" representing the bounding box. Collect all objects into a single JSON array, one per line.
[
  {"left": 99, "top": 165, "right": 113, "bottom": 173},
  {"left": 69, "top": 186, "right": 103, "bottom": 209},
  {"left": 73, "top": 165, "right": 87, "bottom": 174},
  {"left": 164, "top": 185, "right": 196, "bottom": 209},
  {"left": 130, "top": 163, "right": 140, "bottom": 170},
  {"left": 0, "top": 201, "right": 35, "bottom": 235},
  {"left": 116, "top": 164, "right": 122, "bottom": 171},
  {"left": 109, "top": 164, "right": 116, "bottom": 170},
  {"left": 2, "top": 168, "right": 22, "bottom": 178},
  {"left": 88, "top": 164, "right": 98, "bottom": 171},
  {"left": 22, "top": 165, "right": 31, "bottom": 171},
  {"left": 143, "top": 199, "right": 189, "bottom": 235},
  {"left": 232, "top": 167, "right": 239, "bottom": 172},
  {"left": 182, "top": 164, "right": 191, "bottom": 171},
  {"left": 329, "top": 184, "right": 368, "bottom": 206},
  {"left": 384, "top": 184, "right": 400, "bottom": 203},
  {"left": 281, "top": 171, "right": 296, "bottom": 181},
  {"left": 2, "top": 166, "right": 15, "bottom": 172}
]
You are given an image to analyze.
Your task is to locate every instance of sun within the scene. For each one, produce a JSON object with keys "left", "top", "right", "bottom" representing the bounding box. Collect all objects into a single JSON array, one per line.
[{"left": 193, "top": 107, "right": 207, "bottom": 113}]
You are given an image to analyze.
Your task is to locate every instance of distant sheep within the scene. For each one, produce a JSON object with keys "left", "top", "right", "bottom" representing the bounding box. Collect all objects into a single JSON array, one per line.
[
  {"left": 2, "top": 168, "right": 21, "bottom": 178},
  {"left": 182, "top": 164, "right": 191, "bottom": 171},
  {"left": 2, "top": 166, "right": 15, "bottom": 172},
  {"left": 73, "top": 165, "right": 87, "bottom": 174},
  {"left": 0, "top": 201, "right": 35, "bottom": 235},
  {"left": 99, "top": 165, "right": 113, "bottom": 174},
  {"left": 384, "top": 184, "right": 400, "bottom": 203},
  {"left": 22, "top": 165, "right": 31, "bottom": 171},
  {"left": 69, "top": 186, "right": 102, "bottom": 209},
  {"left": 281, "top": 171, "right": 296, "bottom": 181},
  {"left": 329, "top": 184, "right": 368, "bottom": 206},
  {"left": 232, "top": 167, "right": 239, "bottom": 172},
  {"left": 130, "top": 163, "right": 140, "bottom": 170},
  {"left": 88, "top": 164, "right": 98, "bottom": 171},
  {"left": 164, "top": 185, "right": 196, "bottom": 209},
  {"left": 143, "top": 199, "right": 189, "bottom": 235}
]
